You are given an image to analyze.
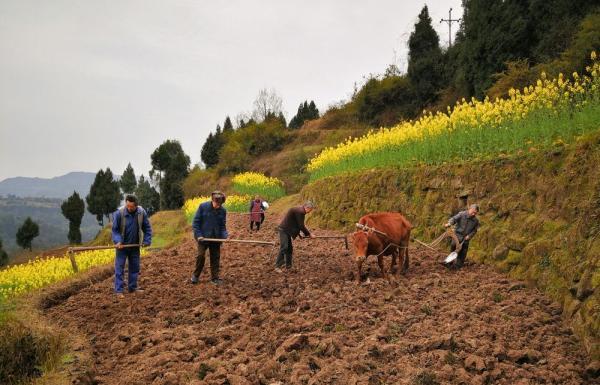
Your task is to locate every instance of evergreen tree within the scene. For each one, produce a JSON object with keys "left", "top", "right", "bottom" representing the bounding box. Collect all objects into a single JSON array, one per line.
[
  {"left": 308, "top": 101, "right": 319, "bottom": 120},
  {"left": 150, "top": 140, "right": 190, "bottom": 209},
  {"left": 86, "top": 168, "right": 121, "bottom": 226},
  {"left": 455, "top": 0, "right": 531, "bottom": 97},
  {"left": 120, "top": 163, "right": 137, "bottom": 194},
  {"left": 223, "top": 116, "right": 234, "bottom": 132},
  {"left": 289, "top": 100, "right": 320, "bottom": 129},
  {"left": 407, "top": 5, "right": 444, "bottom": 107},
  {"left": 61, "top": 191, "right": 85, "bottom": 244},
  {"left": 0, "top": 237, "right": 8, "bottom": 267},
  {"left": 201, "top": 132, "right": 219, "bottom": 168},
  {"left": 16, "top": 217, "right": 40, "bottom": 251},
  {"left": 135, "top": 175, "right": 161, "bottom": 216},
  {"left": 278, "top": 112, "right": 287, "bottom": 128},
  {"left": 528, "top": 0, "right": 597, "bottom": 63},
  {"left": 201, "top": 124, "right": 228, "bottom": 168}
]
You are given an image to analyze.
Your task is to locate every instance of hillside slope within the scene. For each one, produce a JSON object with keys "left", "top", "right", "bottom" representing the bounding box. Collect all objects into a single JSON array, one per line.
[
  {"left": 247, "top": 118, "right": 371, "bottom": 194},
  {"left": 301, "top": 130, "right": 600, "bottom": 359}
]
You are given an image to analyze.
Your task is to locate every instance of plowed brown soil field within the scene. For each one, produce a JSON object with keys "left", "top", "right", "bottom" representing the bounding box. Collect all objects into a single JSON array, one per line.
[{"left": 46, "top": 214, "right": 594, "bottom": 385}]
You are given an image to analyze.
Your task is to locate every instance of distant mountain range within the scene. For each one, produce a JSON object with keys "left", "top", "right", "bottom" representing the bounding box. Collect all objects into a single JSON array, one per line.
[{"left": 0, "top": 172, "right": 98, "bottom": 199}]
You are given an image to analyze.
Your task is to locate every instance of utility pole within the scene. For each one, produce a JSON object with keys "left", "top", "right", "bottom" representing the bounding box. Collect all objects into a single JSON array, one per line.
[{"left": 440, "top": 8, "right": 461, "bottom": 47}]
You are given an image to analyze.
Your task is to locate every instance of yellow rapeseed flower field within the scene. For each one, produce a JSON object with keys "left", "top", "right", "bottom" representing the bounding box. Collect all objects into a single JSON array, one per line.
[
  {"left": 183, "top": 194, "right": 252, "bottom": 221},
  {"left": 231, "top": 172, "right": 285, "bottom": 200},
  {"left": 0, "top": 248, "right": 146, "bottom": 301},
  {"left": 307, "top": 52, "right": 600, "bottom": 181}
]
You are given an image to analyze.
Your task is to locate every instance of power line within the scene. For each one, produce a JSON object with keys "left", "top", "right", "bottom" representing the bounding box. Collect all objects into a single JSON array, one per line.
[{"left": 440, "top": 8, "right": 461, "bottom": 47}]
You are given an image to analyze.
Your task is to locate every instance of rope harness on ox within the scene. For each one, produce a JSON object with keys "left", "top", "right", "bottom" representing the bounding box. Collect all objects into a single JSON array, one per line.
[
  {"left": 355, "top": 222, "right": 407, "bottom": 259},
  {"left": 354, "top": 222, "right": 461, "bottom": 259}
]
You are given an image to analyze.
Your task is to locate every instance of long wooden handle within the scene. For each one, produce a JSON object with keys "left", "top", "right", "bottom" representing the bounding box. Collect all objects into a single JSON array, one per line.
[
  {"left": 68, "top": 244, "right": 141, "bottom": 253},
  {"left": 299, "top": 235, "right": 349, "bottom": 250},
  {"left": 198, "top": 237, "right": 275, "bottom": 246}
]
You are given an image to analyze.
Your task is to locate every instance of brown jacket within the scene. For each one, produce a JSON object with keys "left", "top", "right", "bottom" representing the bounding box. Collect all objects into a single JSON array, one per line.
[{"left": 278, "top": 206, "right": 311, "bottom": 239}]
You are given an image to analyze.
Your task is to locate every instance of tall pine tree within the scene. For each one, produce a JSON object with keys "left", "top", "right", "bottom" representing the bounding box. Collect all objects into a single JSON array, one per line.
[
  {"left": 120, "top": 163, "right": 137, "bottom": 194},
  {"left": 223, "top": 116, "right": 234, "bottom": 133},
  {"left": 407, "top": 6, "right": 444, "bottom": 108},
  {"left": 150, "top": 140, "right": 190, "bottom": 209},
  {"left": 135, "top": 175, "right": 161, "bottom": 216},
  {"left": 61, "top": 191, "right": 85, "bottom": 244},
  {"left": 16, "top": 217, "right": 40, "bottom": 251},
  {"left": 86, "top": 168, "right": 121, "bottom": 226},
  {"left": 200, "top": 124, "right": 225, "bottom": 168}
]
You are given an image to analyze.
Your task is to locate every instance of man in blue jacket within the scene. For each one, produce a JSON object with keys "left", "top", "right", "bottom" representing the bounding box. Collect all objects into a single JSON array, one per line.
[
  {"left": 191, "top": 190, "right": 228, "bottom": 285},
  {"left": 112, "top": 194, "right": 152, "bottom": 298}
]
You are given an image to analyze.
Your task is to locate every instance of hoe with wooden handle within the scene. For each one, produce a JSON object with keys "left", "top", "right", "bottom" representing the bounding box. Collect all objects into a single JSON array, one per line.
[{"left": 197, "top": 237, "right": 275, "bottom": 246}]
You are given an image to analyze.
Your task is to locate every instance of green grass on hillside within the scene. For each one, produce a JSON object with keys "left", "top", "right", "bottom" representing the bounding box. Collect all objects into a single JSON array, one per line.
[
  {"left": 149, "top": 210, "right": 189, "bottom": 249},
  {"left": 308, "top": 102, "right": 600, "bottom": 182}
]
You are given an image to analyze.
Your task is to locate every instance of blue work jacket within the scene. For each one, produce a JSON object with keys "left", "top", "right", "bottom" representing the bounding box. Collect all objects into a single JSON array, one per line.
[
  {"left": 111, "top": 207, "right": 152, "bottom": 246},
  {"left": 192, "top": 201, "right": 228, "bottom": 240}
]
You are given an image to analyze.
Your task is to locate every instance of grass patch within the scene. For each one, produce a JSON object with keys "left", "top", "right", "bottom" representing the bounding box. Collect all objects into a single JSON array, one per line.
[
  {"left": 412, "top": 370, "right": 440, "bottom": 385},
  {"left": 421, "top": 304, "right": 433, "bottom": 316},
  {"left": 149, "top": 210, "right": 188, "bottom": 249},
  {"left": 492, "top": 291, "right": 504, "bottom": 303},
  {"left": 0, "top": 306, "right": 65, "bottom": 385},
  {"left": 444, "top": 351, "right": 458, "bottom": 365},
  {"left": 198, "top": 363, "right": 213, "bottom": 380}
]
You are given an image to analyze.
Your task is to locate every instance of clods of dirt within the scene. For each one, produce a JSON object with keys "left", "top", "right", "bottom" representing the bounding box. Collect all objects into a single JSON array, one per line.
[{"left": 46, "top": 214, "right": 592, "bottom": 385}]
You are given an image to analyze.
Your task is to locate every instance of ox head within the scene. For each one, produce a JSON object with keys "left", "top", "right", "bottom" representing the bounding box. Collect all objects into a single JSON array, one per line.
[{"left": 351, "top": 230, "right": 369, "bottom": 263}]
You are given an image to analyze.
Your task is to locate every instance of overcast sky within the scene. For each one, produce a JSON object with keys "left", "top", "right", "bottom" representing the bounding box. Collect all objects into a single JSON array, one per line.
[{"left": 0, "top": 0, "right": 462, "bottom": 181}]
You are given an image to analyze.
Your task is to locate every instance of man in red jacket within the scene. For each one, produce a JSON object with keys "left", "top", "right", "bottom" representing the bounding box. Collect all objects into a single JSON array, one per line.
[{"left": 276, "top": 201, "right": 315, "bottom": 272}]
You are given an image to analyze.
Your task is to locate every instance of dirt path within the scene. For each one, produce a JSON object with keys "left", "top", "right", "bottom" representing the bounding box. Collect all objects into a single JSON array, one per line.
[{"left": 46, "top": 214, "right": 593, "bottom": 385}]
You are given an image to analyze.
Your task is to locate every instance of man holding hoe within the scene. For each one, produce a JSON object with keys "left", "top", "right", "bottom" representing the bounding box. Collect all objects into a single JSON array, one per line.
[
  {"left": 276, "top": 201, "right": 315, "bottom": 272},
  {"left": 112, "top": 194, "right": 152, "bottom": 298},
  {"left": 191, "top": 191, "right": 228, "bottom": 285}
]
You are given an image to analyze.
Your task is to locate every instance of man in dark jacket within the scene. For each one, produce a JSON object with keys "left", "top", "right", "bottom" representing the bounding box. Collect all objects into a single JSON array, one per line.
[
  {"left": 112, "top": 195, "right": 152, "bottom": 298},
  {"left": 276, "top": 201, "right": 315, "bottom": 271},
  {"left": 191, "top": 191, "right": 228, "bottom": 285},
  {"left": 444, "top": 204, "right": 480, "bottom": 268}
]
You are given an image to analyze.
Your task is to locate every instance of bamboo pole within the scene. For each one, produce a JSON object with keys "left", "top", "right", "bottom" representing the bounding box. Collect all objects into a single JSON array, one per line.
[{"left": 197, "top": 237, "right": 275, "bottom": 246}]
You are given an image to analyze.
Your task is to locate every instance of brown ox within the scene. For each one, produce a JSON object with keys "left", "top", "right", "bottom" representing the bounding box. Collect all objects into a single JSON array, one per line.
[{"left": 351, "top": 212, "right": 412, "bottom": 281}]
